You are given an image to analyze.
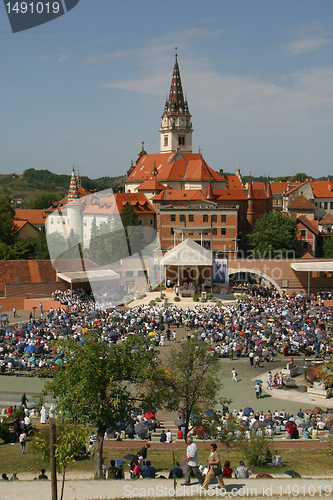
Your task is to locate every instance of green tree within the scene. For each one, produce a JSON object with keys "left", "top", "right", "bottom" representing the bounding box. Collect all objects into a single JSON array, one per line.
[
  {"left": 249, "top": 211, "right": 298, "bottom": 258},
  {"left": 0, "top": 242, "right": 16, "bottom": 260},
  {"left": 0, "top": 195, "right": 18, "bottom": 245},
  {"left": 142, "top": 338, "right": 222, "bottom": 437},
  {"left": 29, "top": 193, "right": 60, "bottom": 209},
  {"left": 13, "top": 237, "right": 37, "bottom": 260},
  {"left": 34, "top": 422, "right": 89, "bottom": 500},
  {"left": 235, "top": 431, "right": 271, "bottom": 467},
  {"left": 88, "top": 215, "right": 129, "bottom": 265},
  {"left": 35, "top": 227, "right": 50, "bottom": 259},
  {"left": 41, "top": 331, "right": 158, "bottom": 479},
  {"left": 323, "top": 236, "right": 333, "bottom": 258},
  {"left": 46, "top": 231, "right": 68, "bottom": 262}
]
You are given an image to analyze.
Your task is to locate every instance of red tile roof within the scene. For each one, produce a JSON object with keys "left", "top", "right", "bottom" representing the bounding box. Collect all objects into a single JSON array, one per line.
[
  {"left": 15, "top": 209, "right": 46, "bottom": 225},
  {"left": 14, "top": 220, "right": 29, "bottom": 230},
  {"left": 270, "top": 182, "right": 289, "bottom": 194},
  {"left": 297, "top": 215, "right": 320, "bottom": 235},
  {"left": 214, "top": 189, "right": 247, "bottom": 201},
  {"left": 302, "top": 252, "right": 315, "bottom": 259},
  {"left": 136, "top": 179, "right": 167, "bottom": 191},
  {"left": 0, "top": 260, "right": 55, "bottom": 293},
  {"left": 310, "top": 180, "right": 333, "bottom": 198},
  {"left": 320, "top": 213, "right": 333, "bottom": 225},
  {"left": 152, "top": 189, "right": 205, "bottom": 202},
  {"left": 284, "top": 180, "right": 309, "bottom": 196},
  {"left": 226, "top": 175, "right": 244, "bottom": 190},
  {"left": 288, "top": 194, "right": 315, "bottom": 211},
  {"left": 127, "top": 153, "right": 226, "bottom": 183}
]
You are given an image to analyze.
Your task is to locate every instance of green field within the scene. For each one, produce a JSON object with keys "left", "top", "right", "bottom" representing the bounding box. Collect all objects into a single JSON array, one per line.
[{"left": 0, "top": 437, "right": 331, "bottom": 477}]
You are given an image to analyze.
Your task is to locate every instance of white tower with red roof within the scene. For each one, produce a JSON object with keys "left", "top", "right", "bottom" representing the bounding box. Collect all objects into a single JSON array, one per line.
[{"left": 160, "top": 52, "right": 193, "bottom": 154}]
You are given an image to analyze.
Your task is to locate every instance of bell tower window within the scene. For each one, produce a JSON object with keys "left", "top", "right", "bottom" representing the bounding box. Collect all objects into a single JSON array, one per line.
[
  {"left": 164, "top": 136, "right": 168, "bottom": 146},
  {"left": 178, "top": 136, "right": 185, "bottom": 146}
]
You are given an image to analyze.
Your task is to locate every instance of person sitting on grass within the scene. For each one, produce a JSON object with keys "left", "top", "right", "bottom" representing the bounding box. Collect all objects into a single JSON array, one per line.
[
  {"left": 142, "top": 460, "right": 156, "bottom": 478},
  {"left": 38, "top": 469, "right": 48, "bottom": 480},
  {"left": 132, "top": 463, "right": 140, "bottom": 479},
  {"left": 107, "top": 460, "right": 122, "bottom": 479},
  {"left": 1, "top": 473, "right": 9, "bottom": 481},
  {"left": 10, "top": 471, "right": 19, "bottom": 481},
  {"left": 223, "top": 460, "right": 233, "bottom": 478},
  {"left": 168, "top": 462, "right": 184, "bottom": 479}
]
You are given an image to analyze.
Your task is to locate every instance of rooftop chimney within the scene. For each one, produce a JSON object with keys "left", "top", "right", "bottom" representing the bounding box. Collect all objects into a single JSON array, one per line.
[{"left": 118, "top": 186, "right": 123, "bottom": 193}]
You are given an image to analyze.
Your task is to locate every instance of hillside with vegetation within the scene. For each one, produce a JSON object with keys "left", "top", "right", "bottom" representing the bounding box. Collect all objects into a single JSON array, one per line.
[{"left": 0, "top": 168, "right": 126, "bottom": 209}]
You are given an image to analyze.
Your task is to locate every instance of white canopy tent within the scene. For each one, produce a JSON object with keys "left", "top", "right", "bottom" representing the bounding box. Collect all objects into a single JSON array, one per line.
[
  {"left": 161, "top": 239, "right": 213, "bottom": 288},
  {"left": 161, "top": 238, "right": 212, "bottom": 266},
  {"left": 57, "top": 269, "right": 120, "bottom": 297},
  {"left": 57, "top": 269, "right": 120, "bottom": 283}
]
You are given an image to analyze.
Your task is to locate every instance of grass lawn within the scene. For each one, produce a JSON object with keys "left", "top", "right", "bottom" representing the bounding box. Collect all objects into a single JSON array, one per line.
[{"left": 0, "top": 438, "right": 332, "bottom": 477}]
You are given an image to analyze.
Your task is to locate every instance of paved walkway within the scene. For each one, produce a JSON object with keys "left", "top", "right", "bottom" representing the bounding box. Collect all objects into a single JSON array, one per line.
[{"left": 2, "top": 477, "right": 333, "bottom": 499}]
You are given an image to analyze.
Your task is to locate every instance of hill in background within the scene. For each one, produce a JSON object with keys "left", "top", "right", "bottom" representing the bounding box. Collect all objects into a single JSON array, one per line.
[{"left": 0, "top": 168, "right": 126, "bottom": 209}]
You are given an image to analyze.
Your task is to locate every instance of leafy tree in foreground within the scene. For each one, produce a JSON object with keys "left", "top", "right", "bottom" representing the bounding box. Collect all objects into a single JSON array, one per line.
[
  {"left": 142, "top": 338, "right": 222, "bottom": 437},
  {"left": 0, "top": 195, "right": 18, "bottom": 245},
  {"left": 323, "top": 235, "right": 333, "bottom": 258},
  {"left": 34, "top": 422, "right": 89, "bottom": 500},
  {"left": 41, "top": 331, "right": 158, "bottom": 479},
  {"left": 249, "top": 211, "right": 298, "bottom": 258}
]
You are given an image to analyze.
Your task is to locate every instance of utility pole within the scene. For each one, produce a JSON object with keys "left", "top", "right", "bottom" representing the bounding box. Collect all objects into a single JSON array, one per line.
[{"left": 50, "top": 418, "right": 58, "bottom": 500}]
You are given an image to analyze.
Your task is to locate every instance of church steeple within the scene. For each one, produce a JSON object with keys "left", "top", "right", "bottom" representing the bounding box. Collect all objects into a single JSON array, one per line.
[
  {"left": 68, "top": 166, "right": 79, "bottom": 202},
  {"left": 160, "top": 52, "right": 193, "bottom": 154}
]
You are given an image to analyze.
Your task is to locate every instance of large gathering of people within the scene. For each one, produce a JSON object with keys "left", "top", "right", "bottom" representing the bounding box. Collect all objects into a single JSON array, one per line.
[
  {"left": 0, "top": 285, "right": 332, "bottom": 376},
  {"left": 0, "top": 283, "right": 332, "bottom": 485}
]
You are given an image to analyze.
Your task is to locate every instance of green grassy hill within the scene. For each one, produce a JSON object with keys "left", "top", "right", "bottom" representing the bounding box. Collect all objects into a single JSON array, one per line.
[{"left": 0, "top": 169, "right": 126, "bottom": 208}]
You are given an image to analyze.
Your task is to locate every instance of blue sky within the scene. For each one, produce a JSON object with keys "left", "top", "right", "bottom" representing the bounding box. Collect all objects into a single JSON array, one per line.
[{"left": 1, "top": 0, "right": 333, "bottom": 179}]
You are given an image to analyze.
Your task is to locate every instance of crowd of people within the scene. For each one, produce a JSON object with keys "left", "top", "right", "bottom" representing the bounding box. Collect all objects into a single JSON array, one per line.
[{"left": 0, "top": 286, "right": 332, "bottom": 377}]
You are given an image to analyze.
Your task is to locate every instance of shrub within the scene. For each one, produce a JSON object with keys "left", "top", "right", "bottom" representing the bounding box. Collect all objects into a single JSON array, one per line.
[
  {"left": 211, "top": 297, "right": 217, "bottom": 303},
  {"left": 193, "top": 296, "right": 199, "bottom": 302},
  {"left": 207, "top": 293, "right": 213, "bottom": 299},
  {"left": 235, "top": 293, "right": 248, "bottom": 300},
  {"left": 161, "top": 293, "right": 166, "bottom": 299},
  {"left": 149, "top": 300, "right": 156, "bottom": 306},
  {"left": 155, "top": 297, "right": 162, "bottom": 302},
  {"left": 163, "top": 302, "right": 169, "bottom": 308},
  {"left": 174, "top": 296, "right": 181, "bottom": 302},
  {"left": 201, "top": 297, "right": 207, "bottom": 303},
  {"left": 123, "top": 295, "right": 134, "bottom": 303},
  {"left": 236, "top": 432, "right": 271, "bottom": 467},
  {"left": 217, "top": 300, "right": 222, "bottom": 306},
  {"left": 0, "top": 417, "right": 9, "bottom": 443}
]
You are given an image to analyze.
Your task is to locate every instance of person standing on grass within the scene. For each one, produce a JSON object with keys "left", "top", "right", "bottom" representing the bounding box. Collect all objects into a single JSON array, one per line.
[
  {"left": 21, "top": 391, "right": 28, "bottom": 407},
  {"left": 19, "top": 432, "right": 26, "bottom": 454}
]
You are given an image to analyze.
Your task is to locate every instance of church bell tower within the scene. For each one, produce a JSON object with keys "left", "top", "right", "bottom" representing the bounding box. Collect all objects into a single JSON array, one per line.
[{"left": 160, "top": 52, "right": 193, "bottom": 154}]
